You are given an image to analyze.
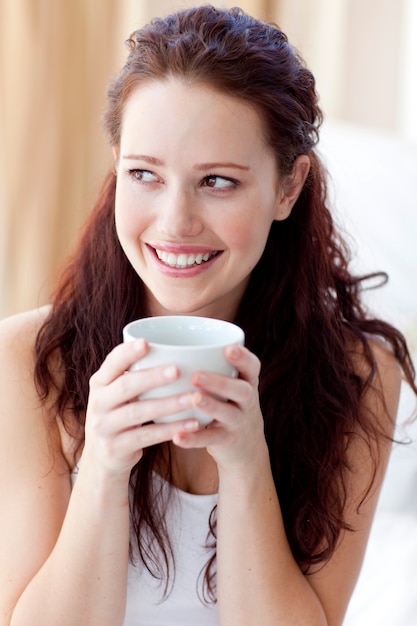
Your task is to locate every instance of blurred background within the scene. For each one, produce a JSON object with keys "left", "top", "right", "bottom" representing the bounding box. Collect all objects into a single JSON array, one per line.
[{"left": 0, "top": 2, "right": 416, "bottom": 624}]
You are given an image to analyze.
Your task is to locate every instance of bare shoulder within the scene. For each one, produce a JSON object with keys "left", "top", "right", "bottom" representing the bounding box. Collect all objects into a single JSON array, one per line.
[
  {"left": 351, "top": 334, "right": 402, "bottom": 433},
  {"left": 360, "top": 333, "right": 401, "bottom": 373},
  {"left": 0, "top": 306, "right": 56, "bottom": 447},
  {"left": 0, "top": 303, "right": 71, "bottom": 489},
  {"left": 0, "top": 305, "right": 68, "bottom": 473},
  {"left": 0, "top": 305, "right": 49, "bottom": 328},
  {"left": 0, "top": 305, "right": 51, "bottom": 357},
  {"left": 0, "top": 306, "right": 51, "bottom": 413},
  {"left": 345, "top": 335, "right": 402, "bottom": 497},
  {"left": 0, "top": 306, "right": 72, "bottom": 619}
]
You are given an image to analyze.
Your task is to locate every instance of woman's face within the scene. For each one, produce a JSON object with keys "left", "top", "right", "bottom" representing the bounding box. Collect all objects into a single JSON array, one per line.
[{"left": 114, "top": 78, "right": 301, "bottom": 319}]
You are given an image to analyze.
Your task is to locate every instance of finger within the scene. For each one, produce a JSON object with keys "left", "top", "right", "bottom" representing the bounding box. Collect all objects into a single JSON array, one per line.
[
  {"left": 90, "top": 339, "right": 149, "bottom": 387},
  {"left": 190, "top": 371, "right": 253, "bottom": 407},
  {"left": 101, "top": 363, "right": 179, "bottom": 408},
  {"left": 114, "top": 417, "right": 202, "bottom": 452},
  {"left": 225, "top": 345, "right": 261, "bottom": 386},
  {"left": 172, "top": 420, "right": 230, "bottom": 449},
  {"left": 178, "top": 390, "right": 242, "bottom": 427},
  {"left": 105, "top": 392, "right": 199, "bottom": 431},
  {"left": 91, "top": 418, "right": 202, "bottom": 472}
]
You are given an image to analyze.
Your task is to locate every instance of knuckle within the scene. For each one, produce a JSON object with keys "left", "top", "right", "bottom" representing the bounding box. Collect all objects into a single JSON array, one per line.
[
  {"left": 240, "top": 380, "right": 253, "bottom": 402},
  {"left": 117, "top": 371, "right": 131, "bottom": 395},
  {"left": 253, "top": 355, "right": 261, "bottom": 377},
  {"left": 126, "top": 400, "right": 141, "bottom": 425},
  {"left": 89, "top": 370, "right": 100, "bottom": 390},
  {"left": 138, "top": 425, "right": 157, "bottom": 448},
  {"left": 101, "top": 345, "right": 119, "bottom": 371},
  {"left": 226, "top": 411, "right": 240, "bottom": 430}
]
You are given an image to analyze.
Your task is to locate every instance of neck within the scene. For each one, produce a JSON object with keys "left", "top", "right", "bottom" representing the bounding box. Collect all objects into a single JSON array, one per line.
[{"left": 158, "top": 444, "right": 218, "bottom": 495}]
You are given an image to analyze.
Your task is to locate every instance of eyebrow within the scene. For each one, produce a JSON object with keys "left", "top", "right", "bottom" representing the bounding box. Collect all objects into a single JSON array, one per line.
[
  {"left": 122, "top": 154, "right": 163, "bottom": 166},
  {"left": 194, "top": 162, "right": 250, "bottom": 171},
  {"left": 122, "top": 154, "right": 250, "bottom": 171}
]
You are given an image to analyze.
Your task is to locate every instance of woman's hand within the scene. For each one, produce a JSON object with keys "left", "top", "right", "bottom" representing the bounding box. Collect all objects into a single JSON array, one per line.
[
  {"left": 171, "top": 345, "right": 267, "bottom": 473},
  {"left": 83, "top": 339, "right": 201, "bottom": 477}
]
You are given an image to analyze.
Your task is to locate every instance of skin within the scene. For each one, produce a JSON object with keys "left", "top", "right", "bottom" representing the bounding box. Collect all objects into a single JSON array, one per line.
[{"left": 0, "top": 79, "right": 401, "bottom": 626}]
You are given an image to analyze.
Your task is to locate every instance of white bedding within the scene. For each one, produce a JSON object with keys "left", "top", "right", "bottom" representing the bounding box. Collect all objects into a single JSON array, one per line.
[
  {"left": 319, "top": 121, "right": 417, "bottom": 626},
  {"left": 344, "top": 511, "right": 417, "bottom": 625}
]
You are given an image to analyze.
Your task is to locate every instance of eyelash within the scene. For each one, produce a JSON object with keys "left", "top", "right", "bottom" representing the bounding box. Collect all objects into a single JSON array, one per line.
[
  {"left": 126, "top": 169, "right": 239, "bottom": 192},
  {"left": 201, "top": 175, "right": 239, "bottom": 191},
  {"left": 126, "top": 169, "right": 157, "bottom": 183}
]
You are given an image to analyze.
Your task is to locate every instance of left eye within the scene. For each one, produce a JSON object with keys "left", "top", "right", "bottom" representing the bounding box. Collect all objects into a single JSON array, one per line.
[{"left": 202, "top": 175, "right": 236, "bottom": 189}]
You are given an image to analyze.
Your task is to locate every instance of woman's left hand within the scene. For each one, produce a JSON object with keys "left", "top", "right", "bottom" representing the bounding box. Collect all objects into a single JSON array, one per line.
[{"left": 172, "top": 345, "right": 267, "bottom": 471}]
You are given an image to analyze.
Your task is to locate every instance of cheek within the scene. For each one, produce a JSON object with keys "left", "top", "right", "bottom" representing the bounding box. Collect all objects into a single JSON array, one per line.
[
  {"left": 220, "top": 217, "right": 271, "bottom": 278},
  {"left": 114, "top": 186, "right": 144, "bottom": 241},
  {"left": 223, "top": 213, "right": 272, "bottom": 256}
]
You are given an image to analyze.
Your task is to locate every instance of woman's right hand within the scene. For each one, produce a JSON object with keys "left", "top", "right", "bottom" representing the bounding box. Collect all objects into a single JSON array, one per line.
[{"left": 83, "top": 338, "right": 200, "bottom": 477}]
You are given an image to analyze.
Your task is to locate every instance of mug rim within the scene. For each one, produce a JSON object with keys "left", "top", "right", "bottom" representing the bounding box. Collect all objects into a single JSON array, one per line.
[{"left": 123, "top": 315, "right": 244, "bottom": 349}]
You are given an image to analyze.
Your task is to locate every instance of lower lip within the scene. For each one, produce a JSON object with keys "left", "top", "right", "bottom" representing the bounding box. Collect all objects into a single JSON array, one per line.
[{"left": 147, "top": 246, "right": 221, "bottom": 277}]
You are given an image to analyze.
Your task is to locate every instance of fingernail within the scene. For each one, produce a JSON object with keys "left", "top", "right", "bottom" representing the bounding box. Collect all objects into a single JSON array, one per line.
[
  {"left": 178, "top": 393, "right": 192, "bottom": 406},
  {"left": 163, "top": 365, "right": 177, "bottom": 380},
  {"left": 228, "top": 346, "right": 240, "bottom": 359},
  {"left": 133, "top": 339, "right": 145, "bottom": 352},
  {"left": 196, "top": 392, "right": 208, "bottom": 407},
  {"left": 183, "top": 419, "right": 199, "bottom": 431},
  {"left": 195, "top": 373, "right": 208, "bottom": 385}
]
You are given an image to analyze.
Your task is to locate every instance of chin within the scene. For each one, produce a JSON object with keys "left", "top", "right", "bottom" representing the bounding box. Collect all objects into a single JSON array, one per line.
[
  {"left": 145, "top": 285, "right": 228, "bottom": 319},
  {"left": 147, "top": 298, "right": 208, "bottom": 318}
]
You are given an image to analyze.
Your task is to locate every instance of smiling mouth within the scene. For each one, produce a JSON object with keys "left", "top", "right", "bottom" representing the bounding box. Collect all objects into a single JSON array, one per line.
[{"left": 154, "top": 248, "right": 220, "bottom": 269}]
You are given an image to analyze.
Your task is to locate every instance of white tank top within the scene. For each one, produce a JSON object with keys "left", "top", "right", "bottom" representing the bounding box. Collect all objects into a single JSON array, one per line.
[{"left": 71, "top": 463, "right": 219, "bottom": 625}]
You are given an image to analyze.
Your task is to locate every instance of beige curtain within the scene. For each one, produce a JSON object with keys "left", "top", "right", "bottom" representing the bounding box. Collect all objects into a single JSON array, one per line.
[
  {"left": 273, "top": 0, "right": 405, "bottom": 127},
  {"left": 0, "top": 0, "right": 125, "bottom": 316}
]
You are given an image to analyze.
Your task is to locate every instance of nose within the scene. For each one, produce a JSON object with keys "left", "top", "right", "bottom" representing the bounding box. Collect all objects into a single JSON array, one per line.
[{"left": 156, "top": 185, "right": 203, "bottom": 238}]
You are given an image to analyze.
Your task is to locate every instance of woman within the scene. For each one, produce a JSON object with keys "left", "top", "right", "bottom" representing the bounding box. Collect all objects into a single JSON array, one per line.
[{"left": 0, "top": 5, "right": 415, "bottom": 626}]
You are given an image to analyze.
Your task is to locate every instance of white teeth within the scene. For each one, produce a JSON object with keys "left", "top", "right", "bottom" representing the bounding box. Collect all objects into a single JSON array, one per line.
[
  {"left": 177, "top": 253, "right": 187, "bottom": 267},
  {"left": 155, "top": 249, "right": 214, "bottom": 268}
]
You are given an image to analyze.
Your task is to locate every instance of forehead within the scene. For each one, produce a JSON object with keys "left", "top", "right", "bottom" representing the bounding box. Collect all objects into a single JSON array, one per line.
[{"left": 119, "top": 78, "right": 271, "bottom": 157}]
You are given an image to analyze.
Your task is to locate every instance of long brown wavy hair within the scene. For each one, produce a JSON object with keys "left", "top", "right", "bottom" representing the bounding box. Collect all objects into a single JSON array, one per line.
[{"left": 34, "top": 5, "right": 416, "bottom": 603}]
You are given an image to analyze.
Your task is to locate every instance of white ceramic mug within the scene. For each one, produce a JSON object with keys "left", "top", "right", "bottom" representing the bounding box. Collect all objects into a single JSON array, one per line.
[{"left": 123, "top": 316, "right": 245, "bottom": 425}]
